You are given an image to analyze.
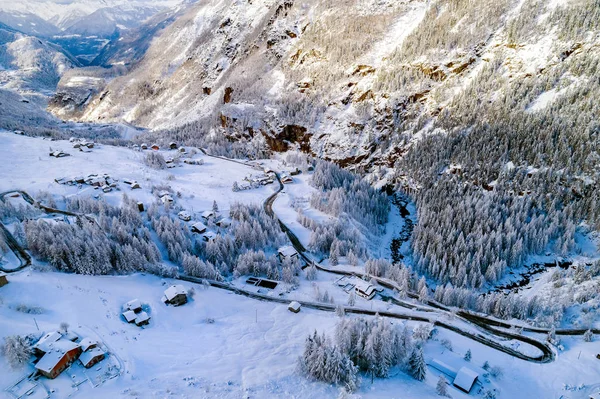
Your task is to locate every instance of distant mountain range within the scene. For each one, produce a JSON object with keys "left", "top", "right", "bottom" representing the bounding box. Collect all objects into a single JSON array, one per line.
[{"left": 0, "top": 0, "right": 187, "bottom": 64}]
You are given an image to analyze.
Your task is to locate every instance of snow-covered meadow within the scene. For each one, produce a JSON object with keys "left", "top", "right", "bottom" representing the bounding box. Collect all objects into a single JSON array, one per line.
[
  {"left": 2, "top": 270, "right": 600, "bottom": 399},
  {"left": 0, "top": 132, "right": 274, "bottom": 214}
]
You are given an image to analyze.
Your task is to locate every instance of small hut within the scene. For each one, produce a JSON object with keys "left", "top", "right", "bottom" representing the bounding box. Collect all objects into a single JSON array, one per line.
[
  {"left": 288, "top": 301, "right": 301, "bottom": 313},
  {"left": 163, "top": 285, "right": 188, "bottom": 306}
]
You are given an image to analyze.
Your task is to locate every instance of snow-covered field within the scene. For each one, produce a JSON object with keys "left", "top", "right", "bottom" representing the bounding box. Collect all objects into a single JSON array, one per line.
[
  {"left": 0, "top": 131, "right": 275, "bottom": 215},
  {"left": 2, "top": 271, "right": 600, "bottom": 399}
]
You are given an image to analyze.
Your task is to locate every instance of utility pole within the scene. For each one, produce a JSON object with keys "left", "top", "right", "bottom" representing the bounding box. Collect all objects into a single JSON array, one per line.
[
  {"left": 33, "top": 317, "right": 39, "bottom": 331},
  {"left": 255, "top": 308, "right": 258, "bottom": 323}
]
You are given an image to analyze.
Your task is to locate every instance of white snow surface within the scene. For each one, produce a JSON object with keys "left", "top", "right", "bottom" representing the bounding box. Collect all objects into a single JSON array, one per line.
[{"left": 0, "top": 132, "right": 274, "bottom": 214}]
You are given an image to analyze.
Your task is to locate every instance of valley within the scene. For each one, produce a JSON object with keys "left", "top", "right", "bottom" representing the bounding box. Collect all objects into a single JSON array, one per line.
[{"left": 1, "top": 0, "right": 600, "bottom": 398}]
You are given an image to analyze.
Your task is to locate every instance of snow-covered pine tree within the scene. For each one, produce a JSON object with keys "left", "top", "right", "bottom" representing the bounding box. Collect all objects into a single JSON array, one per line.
[
  {"left": 464, "top": 349, "right": 472, "bottom": 361},
  {"left": 436, "top": 375, "right": 449, "bottom": 397},
  {"left": 347, "top": 291, "right": 356, "bottom": 306},
  {"left": 408, "top": 347, "right": 426, "bottom": 381}
]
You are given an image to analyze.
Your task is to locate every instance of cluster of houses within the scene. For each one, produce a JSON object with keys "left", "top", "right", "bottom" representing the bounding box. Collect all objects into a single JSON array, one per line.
[
  {"left": 121, "top": 287, "right": 189, "bottom": 328},
  {"left": 121, "top": 299, "right": 151, "bottom": 327},
  {"left": 69, "top": 137, "right": 95, "bottom": 153},
  {"left": 244, "top": 173, "right": 275, "bottom": 187},
  {"left": 55, "top": 173, "right": 119, "bottom": 193},
  {"left": 138, "top": 142, "right": 183, "bottom": 152},
  {"left": 183, "top": 158, "right": 204, "bottom": 166},
  {"left": 32, "top": 330, "right": 106, "bottom": 379},
  {"left": 335, "top": 276, "right": 383, "bottom": 300},
  {"left": 180, "top": 209, "right": 229, "bottom": 242}
]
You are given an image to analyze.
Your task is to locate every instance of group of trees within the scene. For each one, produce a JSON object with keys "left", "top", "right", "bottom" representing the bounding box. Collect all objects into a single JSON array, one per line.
[
  {"left": 393, "top": 9, "right": 600, "bottom": 290},
  {"left": 20, "top": 189, "right": 299, "bottom": 284},
  {"left": 311, "top": 161, "right": 389, "bottom": 233},
  {"left": 25, "top": 196, "right": 163, "bottom": 275},
  {"left": 299, "top": 317, "right": 431, "bottom": 391}
]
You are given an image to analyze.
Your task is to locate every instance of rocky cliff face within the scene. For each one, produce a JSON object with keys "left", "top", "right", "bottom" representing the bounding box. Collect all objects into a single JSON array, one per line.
[{"left": 50, "top": 0, "right": 600, "bottom": 175}]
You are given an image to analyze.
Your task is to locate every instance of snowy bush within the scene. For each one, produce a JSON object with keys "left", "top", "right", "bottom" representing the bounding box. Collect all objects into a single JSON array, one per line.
[
  {"left": 14, "top": 304, "right": 45, "bottom": 314},
  {"left": 1, "top": 335, "right": 32, "bottom": 369},
  {"left": 144, "top": 152, "right": 167, "bottom": 169}
]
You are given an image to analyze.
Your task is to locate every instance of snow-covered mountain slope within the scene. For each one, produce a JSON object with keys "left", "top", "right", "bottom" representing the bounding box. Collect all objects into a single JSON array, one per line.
[
  {"left": 0, "top": 0, "right": 184, "bottom": 32},
  {"left": 0, "top": 11, "right": 60, "bottom": 37},
  {"left": 63, "top": 4, "right": 173, "bottom": 37},
  {"left": 0, "top": 1, "right": 190, "bottom": 64},
  {"left": 90, "top": 7, "right": 186, "bottom": 67},
  {"left": 55, "top": 0, "right": 599, "bottom": 167},
  {"left": 0, "top": 24, "right": 79, "bottom": 92}
]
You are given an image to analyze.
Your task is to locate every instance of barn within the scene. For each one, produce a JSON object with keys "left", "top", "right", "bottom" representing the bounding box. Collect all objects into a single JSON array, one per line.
[
  {"left": 202, "top": 231, "right": 218, "bottom": 242},
  {"left": 35, "top": 340, "right": 81, "bottom": 379},
  {"left": 124, "top": 299, "right": 142, "bottom": 313},
  {"left": 201, "top": 210, "right": 216, "bottom": 221},
  {"left": 79, "top": 337, "right": 97, "bottom": 352},
  {"left": 134, "top": 312, "right": 151, "bottom": 326}
]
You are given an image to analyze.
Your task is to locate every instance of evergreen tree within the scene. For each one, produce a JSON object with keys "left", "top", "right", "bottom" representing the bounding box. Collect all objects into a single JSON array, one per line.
[
  {"left": 436, "top": 375, "right": 449, "bottom": 397},
  {"left": 408, "top": 347, "right": 427, "bottom": 381},
  {"left": 464, "top": 349, "right": 472, "bottom": 362}
]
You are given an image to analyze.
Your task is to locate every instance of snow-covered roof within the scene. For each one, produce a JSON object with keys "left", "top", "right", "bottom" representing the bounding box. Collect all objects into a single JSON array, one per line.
[
  {"left": 201, "top": 210, "right": 216, "bottom": 218},
  {"left": 278, "top": 246, "right": 298, "bottom": 258},
  {"left": 134, "top": 311, "right": 151, "bottom": 325},
  {"left": 164, "top": 285, "right": 187, "bottom": 301},
  {"left": 35, "top": 340, "right": 80, "bottom": 373},
  {"left": 203, "top": 231, "right": 218, "bottom": 241},
  {"left": 288, "top": 301, "right": 301, "bottom": 312},
  {"left": 216, "top": 217, "right": 231, "bottom": 226},
  {"left": 191, "top": 222, "right": 207, "bottom": 232},
  {"left": 122, "top": 310, "right": 137, "bottom": 323},
  {"left": 124, "top": 299, "right": 141, "bottom": 312},
  {"left": 33, "top": 331, "right": 62, "bottom": 353},
  {"left": 428, "top": 359, "right": 458, "bottom": 379},
  {"left": 590, "top": 393, "right": 600, "bottom": 399},
  {"left": 62, "top": 331, "right": 78, "bottom": 342},
  {"left": 453, "top": 367, "right": 479, "bottom": 393},
  {"left": 79, "top": 347, "right": 105, "bottom": 367},
  {"left": 79, "top": 337, "right": 97, "bottom": 352},
  {"left": 354, "top": 279, "right": 376, "bottom": 296},
  {"left": 178, "top": 211, "right": 191, "bottom": 219}
]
